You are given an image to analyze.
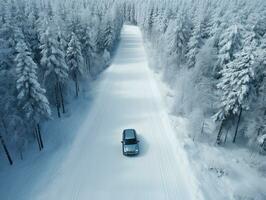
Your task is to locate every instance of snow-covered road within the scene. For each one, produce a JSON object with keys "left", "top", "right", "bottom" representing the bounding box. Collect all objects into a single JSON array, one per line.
[{"left": 2, "top": 25, "right": 200, "bottom": 200}]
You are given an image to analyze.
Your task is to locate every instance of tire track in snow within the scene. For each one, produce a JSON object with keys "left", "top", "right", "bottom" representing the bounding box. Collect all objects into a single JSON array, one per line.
[
  {"left": 144, "top": 59, "right": 200, "bottom": 200},
  {"left": 148, "top": 83, "right": 175, "bottom": 200},
  {"left": 26, "top": 25, "right": 198, "bottom": 200},
  {"left": 139, "top": 68, "right": 169, "bottom": 200}
]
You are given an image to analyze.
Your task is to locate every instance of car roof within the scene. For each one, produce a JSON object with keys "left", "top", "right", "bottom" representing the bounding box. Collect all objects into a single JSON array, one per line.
[{"left": 123, "top": 129, "right": 136, "bottom": 139}]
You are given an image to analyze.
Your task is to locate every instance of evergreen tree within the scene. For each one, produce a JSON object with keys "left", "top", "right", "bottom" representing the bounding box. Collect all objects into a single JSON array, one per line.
[
  {"left": 165, "top": 15, "right": 190, "bottom": 62},
  {"left": 216, "top": 24, "right": 243, "bottom": 74},
  {"left": 81, "top": 25, "right": 95, "bottom": 75},
  {"left": 66, "top": 32, "right": 84, "bottom": 97},
  {"left": 215, "top": 43, "right": 256, "bottom": 143},
  {"left": 216, "top": 50, "right": 255, "bottom": 119},
  {"left": 15, "top": 35, "right": 51, "bottom": 149},
  {"left": 24, "top": 10, "right": 40, "bottom": 62},
  {"left": 40, "top": 27, "right": 68, "bottom": 116},
  {"left": 103, "top": 18, "right": 114, "bottom": 52},
  {"left": 153, "top": 9, "right": 168, "bottom": 34},
  {"left": 186, "top": 21, "right": 203, "bottom": 68},
  {"left": 144, "top": 7, "right": 154, "bottom": 36},
  {"left": 162, "top": 16, "right": 190, "bottom": 83},
  {"left": 16, "top": 37, "right": 51, "bottom": 120}
]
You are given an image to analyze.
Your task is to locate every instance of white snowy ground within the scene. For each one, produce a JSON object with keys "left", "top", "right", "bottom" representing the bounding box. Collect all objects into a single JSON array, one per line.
[
  {"left": 150, "top": 78, "right": 266, "bottom": 200},
  {"left": 0, "top": 25, "right": 203, "bottom": 200},
  {"left": 146, "top": 44, "right": 266, "bottom": 199}
]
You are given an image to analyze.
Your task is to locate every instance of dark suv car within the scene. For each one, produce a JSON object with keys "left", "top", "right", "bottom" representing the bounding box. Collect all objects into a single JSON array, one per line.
[{"left": 121, "top": 129, "right": 139, "bottom": 156}]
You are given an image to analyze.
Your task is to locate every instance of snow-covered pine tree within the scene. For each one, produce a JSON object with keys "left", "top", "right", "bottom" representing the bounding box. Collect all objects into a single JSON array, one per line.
[
  {"left": 204, "top": 3, "right": 224, "bottom": 40},
  {"left": 215, "top": 24, "right": 243, "bottom": 76},
  {"left": 166, "top": 14, "right": 190, "bottom": 62},
  {"left": 66, "top": 32, "right": 84, "bottom": 97},
  {"left": 81, "top": 25, "right": 95, "bottom": 76},
  {"left": 94, "top": 16, "right": 105, "bottom": 53},
  {"left": 15, "top": 35, "right": 51, "bottom": 150},
  {"left": 56, "top": 30, "right": 68, "bottom": 113},
  {"left": 246, "top": 31, "right": 266, "bottom": 149},
  {"left": 186, "top": 21, "right": 203, "bottom": 69},
  {"left": 153, "top": 9, "right": 168, "bottom": 35},
  {"left": 74, "top": 17, "right": 86, "bottom": 43},
  {"left": 257, "top": 35, "right": 266, "bottom": 68},
  {"left": 47, "top": 1, "right": 54, "bottom": 19},
  {"left": 162, "top": 15, "right": 189, "bottom": 84},
  {"left": 0, "top": 3, "right": 17, "bottom": 68},
  {"left": 102, "top": 17, "right": 115, "bottom": 52},
  {"left": 40, "top": 27, "right": 69, "bottom": 116},
  {"left": 103, "top": 48, "right": 111, "bottom": 67},
  {"left": 24, "top": 9, "right": 40, "bottom": 63},
  {"left": 57, "top": 29, "right": 68, "bottom": 54},
  {"left": 111, "top": 4, "right": 123, "bottom": 43},
  {"left": 198, "top": 4, "right": 213, "bottom": 40},
  {"left": 215, "top": 42, "right": 256, "bottom": 143},
  {"left": 144, "top": 6, "right": 154, "bottom": 37},
  {"left": 0, "top": 64, "right": 15, "bottom": 165},
  {"left": 246, "top": 76, "right": 266, "bottom": 151}
]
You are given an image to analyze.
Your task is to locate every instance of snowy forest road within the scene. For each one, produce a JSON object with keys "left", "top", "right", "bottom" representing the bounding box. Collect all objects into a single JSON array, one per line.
[{"left": 25, "top": 25, "right": 198, "bottom": 200}]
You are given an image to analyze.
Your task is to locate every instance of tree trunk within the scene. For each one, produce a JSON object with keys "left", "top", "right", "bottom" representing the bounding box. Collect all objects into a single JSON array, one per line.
[
  {"left": 216, "top": 120, "right": 224, "bottom": 145},
  {"left": 77, "top": 78, "right": 80, "bottom": 93},
  {"left": 224, "top": 126, "right": 230, "bottom": 144},
  {"left": 88, "top": 56, "right": 91, "bottom": 75},
  {"left": 55, "top": 84, "right": 61, "bottom": 118},
  {"left": 257, "top": 128, "right": 261, "bottom": 136},
  {"left": 233, "top": 107, "right": 242, "bottom": 143},
  {"left": 34, "top": 127, "right": 41, "bottom": 151},
  {"left": 37, "top": 124, "right": 44, "bottom": 149},
  {"left": 74, "top": 72, "right": 79, "bottom": 97},
  {"left": 77, "top": 73, "right": 80, "bottom": 94},
  {"left": 200, "top": 121, "right": 205, "bottom": 135},
  {"left": 58, "top": 82, "right": 65, "bottom": 114},
  {"left": 88, "top": 60, "right": 91, "bottom": 75},
  {"left": 0, "top": 134, "right": 13, "bottom": 165},
  {"left": 75, "top": 80, "right": 78, "bottom": 97},
  {"left": 20, "top": 151, "right": 23, "bottom": 160},
  {"left": 1, "top": 118, "right": 8, "bottom": 135}
]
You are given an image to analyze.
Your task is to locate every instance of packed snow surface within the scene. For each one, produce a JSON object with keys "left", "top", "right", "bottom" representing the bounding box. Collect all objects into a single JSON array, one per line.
[{"left": 0, "top": 25, "right": 201, "bottom": 200}]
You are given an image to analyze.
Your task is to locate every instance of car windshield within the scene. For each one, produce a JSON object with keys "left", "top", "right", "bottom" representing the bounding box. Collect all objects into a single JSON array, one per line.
[{"left": 125, "top": 138, "right": 137, "bottom": 145}]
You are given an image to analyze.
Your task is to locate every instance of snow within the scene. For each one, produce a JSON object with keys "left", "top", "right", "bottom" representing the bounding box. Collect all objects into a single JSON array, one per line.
[
  {"left": 143, "top": 26, "right": 266, "bottom": 199},
  {"left": 0, "top": 25, "right": 202, "bottom": 200},
  {"left": 258, "top": 134, "right": 266, "bottom": 146},
  {"left": 148, "top": 60, "right": 266, "bottom": 200}
]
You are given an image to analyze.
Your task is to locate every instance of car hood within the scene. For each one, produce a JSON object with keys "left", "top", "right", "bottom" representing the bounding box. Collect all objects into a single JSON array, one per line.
[{"left": 124, "top": 144, "right": 138, "bottom": 152}]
